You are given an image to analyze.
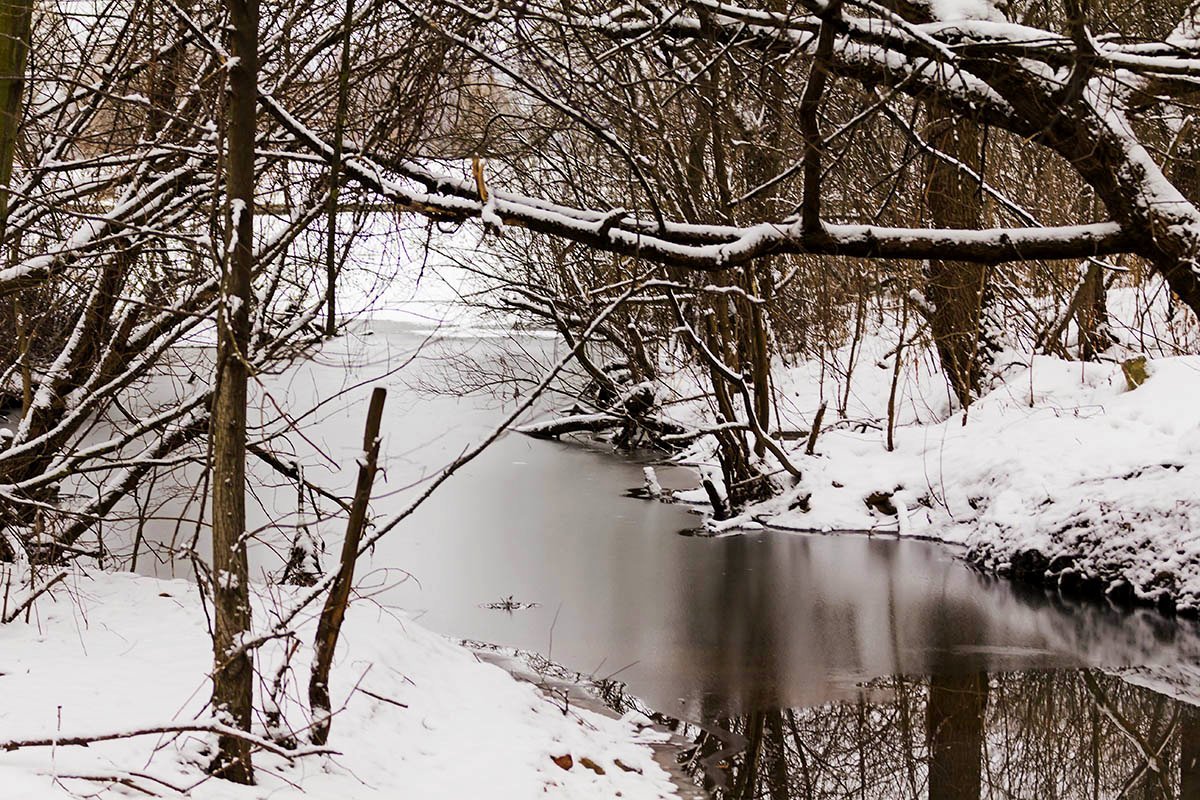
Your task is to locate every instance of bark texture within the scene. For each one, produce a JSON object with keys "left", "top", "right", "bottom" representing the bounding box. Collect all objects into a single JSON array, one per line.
[
  {"left": 209, "top": 0, "right": 259, "bottom": 782},
  {"left": 0, "top": 0, "right": 31, "bottom": 408},
  {"left": 309, "top": 386, "right": 386, "bottom": 746},
  {"left": 925, "top": 101, "right": 994, "bottom": 407}
]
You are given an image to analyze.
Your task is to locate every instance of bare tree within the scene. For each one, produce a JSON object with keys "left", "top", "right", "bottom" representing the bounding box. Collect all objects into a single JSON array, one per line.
[{"left": 208, "top": 0, "right": 261, "bottom": 781}]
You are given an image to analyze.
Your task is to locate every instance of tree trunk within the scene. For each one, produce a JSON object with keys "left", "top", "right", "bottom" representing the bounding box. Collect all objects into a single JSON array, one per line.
[
  {"left": 323, "top": 0, "right": 355, "bottom": 338},
  {"left": 761, "top": 709, "right": 791, "bottom": 799},
  {"left": 703, "top": 312, "right": 768, "bottom": 508},
  {"left": 309, "top": 387, "right": 386, "bottom": 745},
  {"left": 1076, "top": 261, "right": 1112, "bottom": 361},
  {"left": 0, "top": 0, "right": 30, "bottom": 227},
  {"left": 924, "top": 102, "right": 993, "bottom": 408},
  {"left": 0, "top": 0, "right": 31, "bottom": 416},
  {"left": 209, "top": 0, "right": 259, "bottom": 783}
]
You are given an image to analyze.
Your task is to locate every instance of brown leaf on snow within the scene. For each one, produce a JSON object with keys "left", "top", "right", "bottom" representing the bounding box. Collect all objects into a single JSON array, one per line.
[{"left": 580, "top": 756, "right": 605, "bottom": 775}]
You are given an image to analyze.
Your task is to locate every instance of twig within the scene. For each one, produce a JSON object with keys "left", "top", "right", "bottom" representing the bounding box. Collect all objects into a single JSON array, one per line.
[
  {"left": 0, "top": 720, "right": 337, "bottom": 760},
  {"left": 3, "top": 570, "right": 68, "bottom": 624},
  {"left": 356, "top": 687, "right": 409, "bottom": 709}
]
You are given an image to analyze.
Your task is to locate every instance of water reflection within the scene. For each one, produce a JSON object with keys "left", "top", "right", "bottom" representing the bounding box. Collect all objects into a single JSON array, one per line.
[
  {"left": 633, "top": 531, "right": 1200, "bottom": 718},
  {"left": 606, "top": 669, "right": 1200, "bottom": 799}
]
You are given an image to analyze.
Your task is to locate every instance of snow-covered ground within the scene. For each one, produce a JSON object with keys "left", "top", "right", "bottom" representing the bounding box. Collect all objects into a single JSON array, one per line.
[
  {"left": 0, "top": 568, "right": 680, "bottom": 799},
  {"left": 665, "top": 284, "right": 1200, "bottom": 613}
]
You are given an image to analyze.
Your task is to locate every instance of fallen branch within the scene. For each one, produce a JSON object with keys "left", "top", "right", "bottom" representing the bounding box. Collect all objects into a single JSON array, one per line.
[
  {"left": 657, "top": 421, "right": 750, "bottom": 446},
  {"left": 3, "top": 570, "right": 68, "bottom": 623},
  {"left": 0, "top": 720, "right": 337, "bottom": 760},
  {"left": 50, "top": 774, "right": 157, "bottom": 797},
  {"left": 44, "top": 770, "right": 189, "bottom": 796},
  {"left": 517, "top": 412, "right": 623, "bottom": 439},
  {"left": 517, "top": 386, "right": 688, "bottom": 445},
  {"left": 356, "top": 687, "right": 409, "bottom": 709},
  {"left": 248, "top": 444, "right": 351, "bottom": 513}
]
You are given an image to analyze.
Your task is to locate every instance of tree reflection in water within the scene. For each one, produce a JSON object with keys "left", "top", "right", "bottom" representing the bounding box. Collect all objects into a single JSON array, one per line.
[{"left": 602, "top": 669, "right": 1200, "bottom": 799}]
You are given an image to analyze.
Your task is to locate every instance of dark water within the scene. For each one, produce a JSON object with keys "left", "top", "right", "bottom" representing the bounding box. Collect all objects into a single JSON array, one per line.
[
  {"left": 398, "top": 482, "right": 1200, "bottom": 719},
  {"left": 599, "top": 667, "right": 1200, "bottom": 799},
  {"left": 130, "top": 324, "right": 1200, "bottom": 797}
]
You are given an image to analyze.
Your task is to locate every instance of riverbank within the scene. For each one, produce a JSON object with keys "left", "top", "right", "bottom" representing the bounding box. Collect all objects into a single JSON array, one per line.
[
  {"left": 660, "top": 291, "right": 1200, "bottom": 614},
  {"left": 0, "top": 568, "right": 682, "bottom": 798}
]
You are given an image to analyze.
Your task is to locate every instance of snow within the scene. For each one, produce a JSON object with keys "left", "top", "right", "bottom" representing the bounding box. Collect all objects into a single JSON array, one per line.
[
  {"left": 1168, "top": 5, "right": 1200, "bottom": 51},
  {"left": 918, "top": 19, "right": 1064, "bottom": 45},
  {"left": 662, "top": 285, "right": 1200, "bottom": 612},
  {"left": 0, "top": 569, "right": 680, "bottom": 799},
  {"left": 927, "top": 0, "right": 1003, "bottom": 22}
]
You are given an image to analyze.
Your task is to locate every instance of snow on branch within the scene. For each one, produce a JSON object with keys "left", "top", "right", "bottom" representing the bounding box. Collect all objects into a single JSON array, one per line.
[{"left": 264, "top": 90, "right": 1133, "bottom": 267}]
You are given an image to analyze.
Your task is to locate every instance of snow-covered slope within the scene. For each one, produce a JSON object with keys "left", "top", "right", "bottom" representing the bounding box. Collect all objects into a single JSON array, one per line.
[
  {"left": 662, "top": 287, "right": 1200, "bottom": 613},
  {"left": 0, "top": 570, "right": 679, "bottom": 799}
]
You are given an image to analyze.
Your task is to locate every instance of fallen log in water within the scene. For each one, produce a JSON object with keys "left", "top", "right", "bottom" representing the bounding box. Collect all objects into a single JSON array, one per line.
[
  {"left": 516, "top": 409, "right": 693, "bottom": 446},
  {"left": 518, "top": 380, "right": 689, "bottom": 445},
  {"left": 517, "top": 412, "right": 624, "bottom": 439}
]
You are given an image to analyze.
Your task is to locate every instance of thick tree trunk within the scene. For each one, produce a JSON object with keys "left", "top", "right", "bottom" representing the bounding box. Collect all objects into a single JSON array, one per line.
[
  {"left": 0, "top": 0, "right": 30, "bottom": 226},
  {"left": 1076, "top": 261, "right": 1112, "bottom": 361},
  {"left": 0, "top": 0, "right": 31, "bottom": 417},
  {"left": 953, "top": 52, "right": 1200, "bottom": 322},
  {"left": 1164, "top": 118, "right": 1200, "bottom": 329},
  {"left": 209, "top": 0, "right": 259, "bottom": 783},
  {"left": 925, "top": 101, "right": 993, "bottom": 408}
]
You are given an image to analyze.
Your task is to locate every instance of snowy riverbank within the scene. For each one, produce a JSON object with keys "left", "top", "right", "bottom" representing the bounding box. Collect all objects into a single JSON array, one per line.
[
  {"left": 0, "top": 569, "right": 680, "bottom": 799},
  {"left": 663, "top": 289, "right": 1200, "bottom": 614}
]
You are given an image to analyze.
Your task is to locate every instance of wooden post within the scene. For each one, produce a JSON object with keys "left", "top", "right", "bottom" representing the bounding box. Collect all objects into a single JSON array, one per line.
[{"left": 309, "top": 386, "right": 386, "bottom": 745}]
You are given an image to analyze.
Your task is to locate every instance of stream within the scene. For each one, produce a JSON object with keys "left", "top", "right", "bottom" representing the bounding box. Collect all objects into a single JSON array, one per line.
[{"left": 133, "top": 322, "right": 1200, "bottom": 798}]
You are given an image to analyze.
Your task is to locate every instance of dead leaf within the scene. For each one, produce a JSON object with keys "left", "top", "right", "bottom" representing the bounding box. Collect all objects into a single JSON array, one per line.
[{"left": 580, "top": 757, "right": 605, "bottom": 775}]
